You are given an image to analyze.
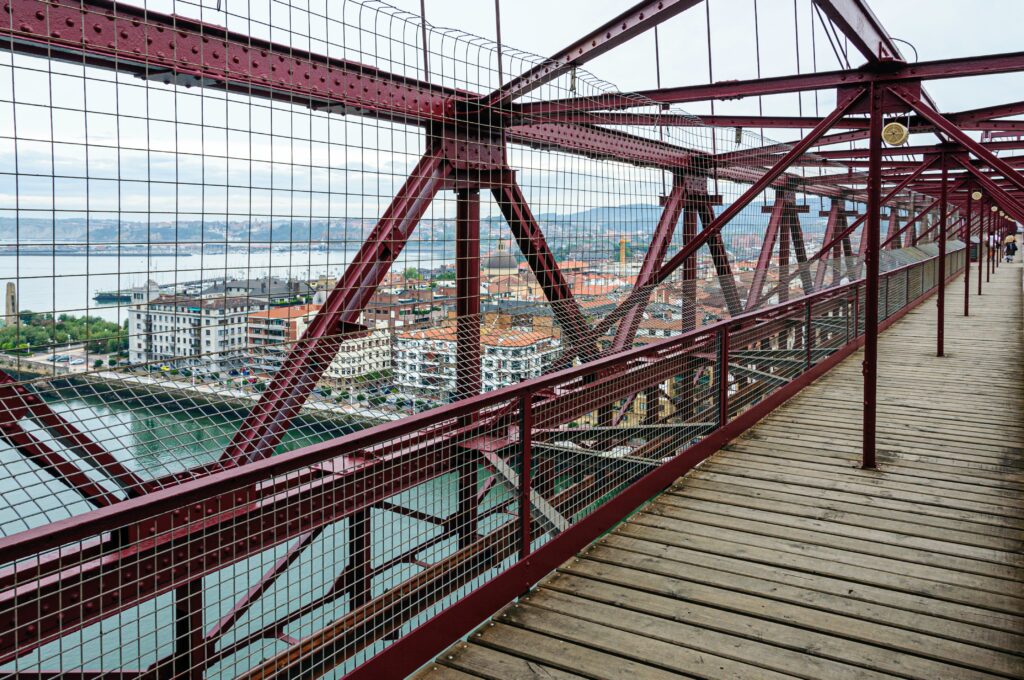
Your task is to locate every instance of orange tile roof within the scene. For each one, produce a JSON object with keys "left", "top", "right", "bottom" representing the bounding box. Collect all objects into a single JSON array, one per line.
[
  {"left": 398, "top": 327, "right": 556, "bottom": 347},
  {"left": 248, "top": 304, "right": 321, "bottom": 320}
]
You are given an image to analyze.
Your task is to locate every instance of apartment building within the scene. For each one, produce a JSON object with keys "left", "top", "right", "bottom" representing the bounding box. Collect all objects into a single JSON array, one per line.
[
  {"left": 246, "top": 304, "right": 321, "bottom": 373},
  {"left": 128, "top": 294, "right": 266, "bottom": 372},
  {"left": 394, "top": 327, "right": 559, "bottom": 400},
  {"left": 247, "top": 304, "right": 391, "bottom": 383}
]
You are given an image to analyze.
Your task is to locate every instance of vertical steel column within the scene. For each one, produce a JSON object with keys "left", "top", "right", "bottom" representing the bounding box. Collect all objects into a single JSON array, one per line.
[
  {"left": 805, "top": 298, "right": 813, "bottom": 370},
  {"left": 937, "top": 159, "right": 948, "bottom": 357},
  {"left": 172, "top": 579, "right": 206, "bottom": 679},
  {"left": 779, "top": 208, "right": 791, "bottom": 304},
  {"left": 964, "top": 187, "right": 973, "bottom": 316},
  {"left": 979, "top": 203, "right": 985, "bottom": 295},
  {"left": 681, "top": 201, "right": 699, "bottom": 332},
  {"left": 680, "top": 197, "right": 700, "bottom": 419},
  {"left": 348, "top": 509, "right": 372, "bottom": 609},
  {"left": 456, "top": 189, "right": 482, "bottom": 401},
  {"left": 717, "top": 326, "right": 729, "bottom": 427},
  {"left": 643, "top": 386, "right": 660, "bottom": 425},
  {"left": 987, "top": 208, "right": 992, "bottom": 282},
  {"left": 861, "top": 83, "right": 884, "bottom": 470},
  {"left": 995, "top": 215, "right": 1000, "bottom": 269},
  {"left": 518, "top": 394, "right": 532, "bottom": 561},
  {"left": 456, "top": 188, "right": 481, "bottom": 550},
  {"left": 884, "top": 210, "right": 899, "bottom": 250},
  {"left": 747, "top": 192, "right": 786, "bottom": 310}
]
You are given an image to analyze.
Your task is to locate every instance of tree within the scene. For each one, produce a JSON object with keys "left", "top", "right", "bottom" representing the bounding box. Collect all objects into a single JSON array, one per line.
[
  {"left": 94, "top": 359, "right": 104, "bottom": 369},
  {"left": 403, "top": 267, "right": 423, "bottom": 280}
]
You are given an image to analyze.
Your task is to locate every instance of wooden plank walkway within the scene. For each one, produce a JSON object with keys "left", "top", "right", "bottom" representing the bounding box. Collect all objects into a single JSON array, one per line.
[{"left": 416, "top": 261, "right": 1024, "bottom": 680}]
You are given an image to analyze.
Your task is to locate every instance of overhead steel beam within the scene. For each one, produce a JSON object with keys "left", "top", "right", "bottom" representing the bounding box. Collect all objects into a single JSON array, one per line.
[
  {"left": 811, "top": 0, "right": 902, "bottom": 63},
  {"left": 530, "top": 112, "right": 868, "bottom": 129},
  {"left": 949, "top": 100, "right": 1024, "bottom": 124},
  {"left": 516, "top": 50, "right": 1024, "bottom": 114},
  {"left": 716, "top": 129, "right": 873, "bottom": 167},
  {"left": 0, "top": 0, "right": 714, "bottom": 175},
  {"left": 534, "top": 111, "right": 1024, "bottom": 132},
  {"left": 892, "top": 86, "right": 1024, "bottom": 196},
  {"left": 0, "top": 0, "right": 457, "bottom": 126},
  {"left": 953, "top": 158, "right": 1024, "bottom": 223},
  {"left": 483, "top": 0, "right": 703, "bottom": 107},
  {"left": 507, "top": 123, "right": 695, "bottom": 169},
  {"left": 808, "top": 139, "right": 1024, "bottom": 160},
  {"left": 809, "top": 0, "right": 957, "bottom": 131}
]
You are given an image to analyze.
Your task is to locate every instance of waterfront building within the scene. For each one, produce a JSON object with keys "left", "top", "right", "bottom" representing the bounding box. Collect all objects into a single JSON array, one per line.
[
  {"left": 394, "top": 327, "right": 559, "bottom": 400},
  {"left": 320, "top": 328, "right": 392, "bottom": 385},
  {"left": 245, "top": 304, "right": 392, "bottom": 383},
  {"left": 200, "top": 277, "right": 314, "bottom": 306},
  {"left": 246, "top": 304, "right": 321, "bottom": 373},
  {"left": 128, "top": 294, "right": 267, "bottom": 372}
]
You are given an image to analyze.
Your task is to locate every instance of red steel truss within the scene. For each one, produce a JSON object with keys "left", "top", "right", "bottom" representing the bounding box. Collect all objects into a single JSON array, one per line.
[{"left": 0, "top": 0, "right": 1020, "bottom": 677}]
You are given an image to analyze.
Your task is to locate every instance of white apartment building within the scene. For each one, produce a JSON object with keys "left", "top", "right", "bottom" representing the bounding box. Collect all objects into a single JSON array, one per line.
[
  {"left": 322, "top": 329, "right": 392, "bottom": 384},
  {"left": 394, "top": 327, "right": 559, "bottom": 400},
  {"left": 129, "top": 294, "right": 267, "bottom": 373},
  {"left": 292, "top": 310, "right": 392, "bottom": 383}
]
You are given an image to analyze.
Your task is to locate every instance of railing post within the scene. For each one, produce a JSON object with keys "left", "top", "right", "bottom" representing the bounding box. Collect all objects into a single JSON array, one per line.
[
  {"left": 845, "top": 294, "right": 851, "bottom": 344},
  {"left": 805, "top": 298, "right": 813, "bottom": 370},
  {"left": 905, "top": 266, "right": 911, "bottom": 307},
  {"left": 937, "top": 158, "right": 948, "bottom": 357},
  {"left": 854, "top": 284, "right": 860, "bottom": 338},
  {"left": 964, "top": 187, "right": 973, "bottom": 316},
  {"left": 883, "top": 272, "right": 890, "bottom": 319},
  {"left": 861, "top": 82, "right": 884, "bottom": 470},
  {"left": 718, "top": 326, "right": 730, "bottom": 427},
  {"left": 518, "top": 393, "right": 532, "bottom": 561}
]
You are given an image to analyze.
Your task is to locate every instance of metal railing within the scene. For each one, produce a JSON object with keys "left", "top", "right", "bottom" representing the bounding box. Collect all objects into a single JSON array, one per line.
[{"left": 0, "top": 244, "right": 965, "bottom": 678}]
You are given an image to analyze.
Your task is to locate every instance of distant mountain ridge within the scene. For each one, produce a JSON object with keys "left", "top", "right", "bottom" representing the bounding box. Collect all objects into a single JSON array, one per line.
[{"left": 2, "top": 198, "right": 834, "bottom": 244}]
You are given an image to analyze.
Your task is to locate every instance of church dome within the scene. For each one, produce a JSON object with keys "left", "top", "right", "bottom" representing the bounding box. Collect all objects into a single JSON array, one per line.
[{"left": 483, "top": 239, "right": 517, "bottom": 271}]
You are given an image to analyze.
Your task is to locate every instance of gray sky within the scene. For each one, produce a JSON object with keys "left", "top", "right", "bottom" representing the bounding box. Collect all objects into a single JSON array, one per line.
[{"left": 390, "top": 0, "right": 1024, "bottom": 142}]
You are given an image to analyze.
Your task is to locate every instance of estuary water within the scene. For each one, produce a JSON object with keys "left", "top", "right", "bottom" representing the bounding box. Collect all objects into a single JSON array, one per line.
[{"left": 0, "top": 243, "right": 455, "bottom": 323}]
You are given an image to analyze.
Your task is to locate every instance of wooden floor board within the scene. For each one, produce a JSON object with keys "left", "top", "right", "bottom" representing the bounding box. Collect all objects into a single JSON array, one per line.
[{"left": 418, "top": 264, "right": 1024, "bottom": 679}]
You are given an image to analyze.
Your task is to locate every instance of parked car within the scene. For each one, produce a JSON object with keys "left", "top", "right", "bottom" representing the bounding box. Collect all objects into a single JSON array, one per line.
[
  {"left": 69, "top": 358, "right": 85, "bottom": 366},
  {"left": 53, "top": 355, "right": 71, "bottom": 363}
]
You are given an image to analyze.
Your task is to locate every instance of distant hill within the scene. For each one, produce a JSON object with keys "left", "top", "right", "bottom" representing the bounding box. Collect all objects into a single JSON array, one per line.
[
  {"left": 535, "top": 201, "right": 829, "bottom": 235},
  {"left": 2, "top": 196, "right": 838, "bottom": 245}
]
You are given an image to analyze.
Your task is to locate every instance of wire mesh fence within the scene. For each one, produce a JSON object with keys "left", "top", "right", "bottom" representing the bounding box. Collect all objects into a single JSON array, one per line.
[{"left": 0, "top": 0, "right": 970, "bottom": 676}]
